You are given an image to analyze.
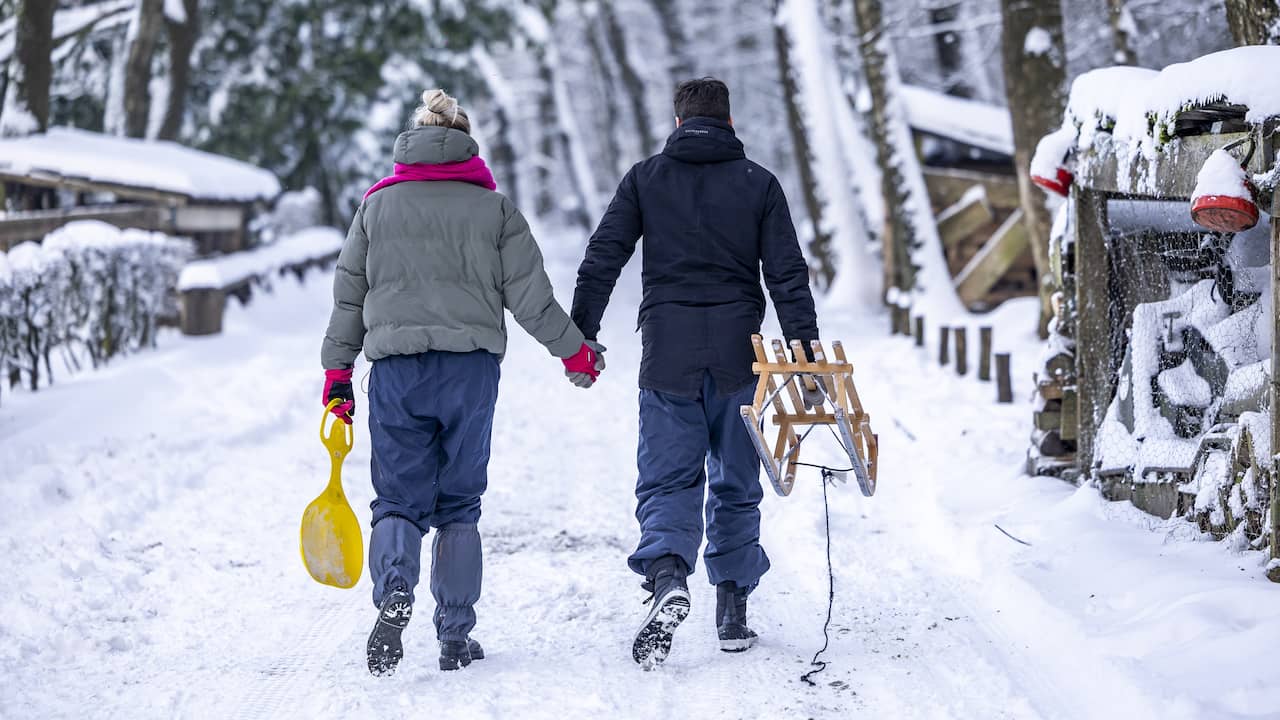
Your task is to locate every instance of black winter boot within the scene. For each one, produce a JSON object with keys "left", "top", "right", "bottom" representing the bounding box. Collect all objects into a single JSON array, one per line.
[
  {"left": 439, "top": 637, "right": 485, "bottom": 671},
  {"left": 632, "top": 555, "right": 691, "bottom": 669},
  {"left": 716, "top": 581, "right": 758, "bottom": 653},
  {"left": 367, "top": 586, "right": 413, "bottom": 676}
]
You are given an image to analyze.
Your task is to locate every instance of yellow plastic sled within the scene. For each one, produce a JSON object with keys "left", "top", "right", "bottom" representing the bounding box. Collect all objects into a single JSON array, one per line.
[{"left": 300, "top": 400, "right": 364, "bottom": 588}]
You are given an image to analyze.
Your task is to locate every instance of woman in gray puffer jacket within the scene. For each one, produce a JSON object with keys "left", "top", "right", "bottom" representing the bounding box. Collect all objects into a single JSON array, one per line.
[{"left": 320, "top": 90, "right": 604, "bottom": 677}]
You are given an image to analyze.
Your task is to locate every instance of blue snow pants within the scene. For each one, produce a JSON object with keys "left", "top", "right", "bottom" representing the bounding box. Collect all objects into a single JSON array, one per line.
[
  {"left": 628, "top": 371, "right": 770, "bottom": 587},
  {"left": 367, "top": 350, "right": 499, "bottom": 643}
]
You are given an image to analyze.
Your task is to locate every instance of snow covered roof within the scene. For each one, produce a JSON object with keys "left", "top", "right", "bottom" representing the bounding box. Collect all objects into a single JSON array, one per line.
[
  {"left": 0, "top": 128, "right": 280, "bottom": 204},
  {"left": 900, "top": 85, "right": 1014, "bottom": 156}
]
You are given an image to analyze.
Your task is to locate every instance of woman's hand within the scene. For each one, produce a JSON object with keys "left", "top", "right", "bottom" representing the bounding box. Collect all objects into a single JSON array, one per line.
[
  {"left": 323, "top": 368, "right": 356, "bottom": 423},
  {"left": 563, "top": 341, "right": 606, "bottom": 388}
]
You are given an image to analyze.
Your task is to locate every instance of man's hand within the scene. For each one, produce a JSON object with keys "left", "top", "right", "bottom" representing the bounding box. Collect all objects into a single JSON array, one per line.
[
  {"left": 800, "top": 374, "right": 828, "bottom": 411},
  {"left": 323, "top": 367, "right": 355, "bottom": 424},
  {"left": 563, "top": 340, "right": 607, "bottom": 389}
]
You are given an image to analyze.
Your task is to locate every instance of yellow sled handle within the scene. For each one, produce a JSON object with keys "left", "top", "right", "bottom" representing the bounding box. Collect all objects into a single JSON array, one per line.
[{"left": 321, "top": 399, "right": 354, "bottom": 459}]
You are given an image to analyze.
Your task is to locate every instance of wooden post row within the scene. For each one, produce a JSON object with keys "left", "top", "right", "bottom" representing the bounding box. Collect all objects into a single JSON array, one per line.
[
  {"left": 939, "top": 326, "right": 950, "bottom": 366},
  {"left": 954, "top": 327, "right": 968, "bottom": 376},
  {"left": 914, "top": 316, "right": 925, "bottom": 348}
]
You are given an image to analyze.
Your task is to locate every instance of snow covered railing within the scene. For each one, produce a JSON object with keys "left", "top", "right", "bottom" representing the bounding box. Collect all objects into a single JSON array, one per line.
[
  {"left": 0, "top": 221, "right": 192, "bottom": 396},
  {"left": 176, "top": 227, "right": 343, "bottom": 336}
]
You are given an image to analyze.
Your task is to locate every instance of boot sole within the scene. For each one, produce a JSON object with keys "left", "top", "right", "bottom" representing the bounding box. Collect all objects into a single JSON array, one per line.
[
  {"left": 632, "top": 589, "right": 691, "bottom": 670},
  {"left": 719, "top": 635, "right": 758, "bottom": 653},
  {"left": 367, "top": 597, "right": 413, "bottom": 677}
]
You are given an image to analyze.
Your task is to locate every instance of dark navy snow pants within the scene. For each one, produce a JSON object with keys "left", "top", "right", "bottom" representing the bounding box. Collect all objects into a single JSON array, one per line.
[
  {"left": 628, "top": 371, "right": 770, "bottom": 587},
  {"left": 367, "top": 350, "right": 499, "bottom": 643}
]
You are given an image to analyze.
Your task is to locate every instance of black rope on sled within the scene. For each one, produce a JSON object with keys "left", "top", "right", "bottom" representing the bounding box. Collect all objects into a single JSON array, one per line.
[{"left": 800, "top": 468, "right": 838, "bottom": 687}]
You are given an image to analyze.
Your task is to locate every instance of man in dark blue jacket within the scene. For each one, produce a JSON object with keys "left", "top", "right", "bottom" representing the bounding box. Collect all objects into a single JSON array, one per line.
[{"left": 571, "top": 78, "right": 819, "bottom": 668}]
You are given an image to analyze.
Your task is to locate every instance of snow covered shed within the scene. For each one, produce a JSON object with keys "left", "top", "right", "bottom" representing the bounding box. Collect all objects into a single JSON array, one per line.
[
  {"left": 1029, "top": 48, "right": 1280, "bottom": 557},
  {"left": 0, "top": 128, "right": 280, "bottom": 254}
]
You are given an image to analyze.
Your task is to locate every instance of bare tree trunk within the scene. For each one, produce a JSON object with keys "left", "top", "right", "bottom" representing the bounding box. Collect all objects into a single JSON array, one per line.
[
  {"left": 1224, "top": 0, "right": 1280, "bottom": 44},
  {"left": 122, "top": 0, "right": 164, "bottom": 138},
  {"left": 158, "top": 0, "right": 199, "bottom": 140},
  {"left": 599, "top": 3, "right": 656, "bottom": 157},
  {"left": 773, "top": 0, "right": 834, "bottom": 287},
  {"left": 1107, "top": 0, "right": 1139, "bottom": 64},
  {"left": 649, "top": 0, "right": 695, "bottom": 82},
  {"left": 0, "top": 0, "right": 55, "bottom": 136},
  {"left": 581, "top": 6, "right": 624, "bottom": 177},
  {"left": 1000, "top": 0, "right": 1066, "bottom": 336}
]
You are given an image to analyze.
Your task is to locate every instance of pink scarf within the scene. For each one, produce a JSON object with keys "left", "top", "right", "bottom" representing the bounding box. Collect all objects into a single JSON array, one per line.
[{"left": 363, "top": 157, "right": 496, "bottom": 200}]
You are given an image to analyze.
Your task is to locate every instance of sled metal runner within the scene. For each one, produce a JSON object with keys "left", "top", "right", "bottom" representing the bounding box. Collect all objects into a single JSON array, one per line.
[{"left": 740, "top": 335, "right": 879, "bottom": 497}]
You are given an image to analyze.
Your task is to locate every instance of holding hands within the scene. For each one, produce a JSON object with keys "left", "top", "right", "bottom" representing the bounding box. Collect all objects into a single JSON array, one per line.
[{"left": 563, "top": 340, "right": 607, "bottom": 388}]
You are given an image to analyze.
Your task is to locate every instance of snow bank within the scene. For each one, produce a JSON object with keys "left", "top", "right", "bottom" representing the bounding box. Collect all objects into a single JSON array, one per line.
[
  {"left": 177, "top": 226, "right": 343, "bottom": 291},
  {"left": 900, "top": 84, "right": 1014, "bottom": 156},
  {"left": 0, "top": 127, "right": 280, "bottom": 202}
]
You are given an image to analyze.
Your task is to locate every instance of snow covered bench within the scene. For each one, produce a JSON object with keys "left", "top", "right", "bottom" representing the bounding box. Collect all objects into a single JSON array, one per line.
[{"left": 176, "top": 227, "right": 343, "bottom": 335}]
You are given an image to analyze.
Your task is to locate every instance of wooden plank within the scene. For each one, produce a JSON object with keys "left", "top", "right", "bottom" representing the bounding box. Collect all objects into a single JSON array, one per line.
[
  {"left": 954, "top": 208, "right": 1030, "bottom": 306},
  {"left": 923, "top": 167, "right": 1021, "bottom": 209},
  {"left": 1271, "top": 183, "right": 1280, "bottom": 575},
  {"left": 0, "top": 205, "right": 166, "bottom": 250},
  {"left": 936, "top": 187, "right": 995, "bottom": 248},
  {"left": 0, "top": 169, "right": 190, "bottom": 206},
  {"left": 1075, "top": 130, "right": 1268, "bottom": 200},
  {"left": 1074, "top": 188, "right": 1111, "bottom": 473}
]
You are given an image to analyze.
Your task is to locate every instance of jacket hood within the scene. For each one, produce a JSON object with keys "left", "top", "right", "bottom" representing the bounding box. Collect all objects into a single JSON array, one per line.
[
  {"left": 393, "top": 126, "right": 479, "bottom": 165},
  {"left": 661, "top": 117, "right": 745, "bottom": 164}
]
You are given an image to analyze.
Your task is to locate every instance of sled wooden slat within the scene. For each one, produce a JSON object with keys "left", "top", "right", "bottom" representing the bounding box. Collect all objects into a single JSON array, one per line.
[{"left": 740, "top": 334, "right": 879, "bottom": 498}]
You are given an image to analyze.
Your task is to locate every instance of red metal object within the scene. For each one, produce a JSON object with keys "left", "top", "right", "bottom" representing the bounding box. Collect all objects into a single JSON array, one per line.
[
  {"left": 1032, "top": 167, "right": 1073, "bottom": 197},
  {"left": 1190, "top": 193, "right": 1259, "bottom": 234}
]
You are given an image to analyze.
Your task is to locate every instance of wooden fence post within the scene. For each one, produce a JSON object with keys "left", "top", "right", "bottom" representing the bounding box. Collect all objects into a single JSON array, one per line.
[
  {"left": 978, "top": 326, "right": 993, "bottom": 381},
  {"left": 954, "top": 327, "right": 968, "bottom": 376},
  {"left": 995, "top": 352, "right": 1013, "bottom": 403},
  {"left": 914, "top": 316, "right": 925, "bottom": 348},
  {"left": 180, "top": 288, "right": 226, "bottom": 336},
  {"left": 939, "top": 326, "right": 951, "bottom": 366}
]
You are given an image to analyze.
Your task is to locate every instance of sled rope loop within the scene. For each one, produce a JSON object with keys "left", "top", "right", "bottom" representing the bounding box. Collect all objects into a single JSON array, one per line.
[{"left": 738, "top": 335, "right": 879, "bottom": 497}]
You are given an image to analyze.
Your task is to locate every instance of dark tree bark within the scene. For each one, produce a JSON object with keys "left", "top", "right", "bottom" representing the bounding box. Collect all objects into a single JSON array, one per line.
[
  {"left": 122, "top": 0, "right": 164, "bottom": 138},
  {"left": 158, "top": 0, "right": 200, "bottom": 140},
  {"left": 2, "top": 0, "right": 56, "bottom": 135},
  {"left": 1224, "top": 0, "right": 1280, "bottom": 44},
  {"left": 1000, "top": 0, "right": 1067, "bottom": 336},
  {"left": 773, "top": 0, "right": 834, "bottom": 287},
  {"left": 1107, "top": 0, "right": 1139, "bottom": 65},
  {"left": 929, "top": 2, "right": 972, "bottom": 97},
  {"left": 599, "top": 3, "right": 656, "bottom": 156},
  {"left": 582, "top": 7, "right": 624, "bottom": 176},
  {"left": 649, "top": 0, "right": 694, "bottom": 83}
]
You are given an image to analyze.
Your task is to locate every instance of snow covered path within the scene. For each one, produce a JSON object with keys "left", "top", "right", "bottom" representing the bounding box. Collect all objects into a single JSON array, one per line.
[{"left": 3, "top": 243, "right": 1279, "bottom": 719}]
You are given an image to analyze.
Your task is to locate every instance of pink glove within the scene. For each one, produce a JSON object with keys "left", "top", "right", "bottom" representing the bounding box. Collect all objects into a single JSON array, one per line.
[
  {"left": 562, "top": 342, "right": 603, "bottom": 380},
  {"left": 323, "top": 368, "right": 355, "bottom": 424}
]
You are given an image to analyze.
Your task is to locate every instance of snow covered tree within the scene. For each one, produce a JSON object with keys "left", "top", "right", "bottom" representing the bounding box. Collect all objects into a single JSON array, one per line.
[
  {"left": 1000, "top": 0, "right": 1066, "bottom": 335},
  {"left": 598, "top": 2, "right": 658, "bottom": 157},
  {"left": 1107, "top": 0, "right": 1139, "bottom": 65},
  {"left": 648, "top": 0, "right": 693, "bottom": 81},
  {"left": 0, "top": 0, "right": 55, "bottom": 136},
  {"left": 120, "top": 0, "right": 163, "bottom": 138},
  {"left": 1224, "top": 0, "right": 1280, "bottom": 44},
  {"left": 851, "top": 0, "right": 963, "bottom": 319}
]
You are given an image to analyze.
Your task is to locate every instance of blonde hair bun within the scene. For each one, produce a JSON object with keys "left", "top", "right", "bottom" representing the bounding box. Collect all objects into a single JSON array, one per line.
[{"left": 412, "top": 89, "right": 471, "bottom": 134}]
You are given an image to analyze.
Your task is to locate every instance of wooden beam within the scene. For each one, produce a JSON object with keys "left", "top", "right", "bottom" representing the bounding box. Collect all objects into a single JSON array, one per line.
[
  {"left": 954, "top": 208, "right": 1030, "bottom": 305},
  {"left": 1074, "top": 188, "right": 1110, "bottom": 475},
  {"left": 923, "top": 167, "right": 1021, "bottom": 209},
  {"left": 0, "top": 169, "right": 190, "bottom": 206},
  {"left": 0, "top": 205, "right": 167, "bottom": 250},
  {"left": 936, "top": 186, "right": 994, "bottom": 248}
]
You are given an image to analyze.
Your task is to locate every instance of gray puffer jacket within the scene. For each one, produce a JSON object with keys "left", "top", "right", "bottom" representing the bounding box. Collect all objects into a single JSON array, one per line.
[{"left": 321, "top": 127, "right": 585, "bottom": 369}]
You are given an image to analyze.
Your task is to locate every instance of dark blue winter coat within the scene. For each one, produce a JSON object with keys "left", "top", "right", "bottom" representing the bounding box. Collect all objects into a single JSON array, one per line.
[{"left": 571, "top": 117, "right": 819, "bottom": 398}]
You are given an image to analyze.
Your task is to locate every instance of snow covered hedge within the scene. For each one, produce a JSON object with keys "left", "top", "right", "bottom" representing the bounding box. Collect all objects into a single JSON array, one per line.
[{"left": 0, "top": 221, "right": 193, "bottom": 392}]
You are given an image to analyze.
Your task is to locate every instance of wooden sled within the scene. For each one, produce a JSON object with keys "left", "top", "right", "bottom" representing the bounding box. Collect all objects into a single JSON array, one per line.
[{"left": 739, "top": 335, "right": 878, "bottom": 497}]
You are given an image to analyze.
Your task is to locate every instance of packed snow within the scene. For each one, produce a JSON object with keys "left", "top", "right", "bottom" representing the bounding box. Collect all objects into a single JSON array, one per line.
[
  {"left": 0, "top": 127, "right": 281, "bottom": 202},
  {"left": 3, "top": 231, "right": 1280, "bottom": 719}
]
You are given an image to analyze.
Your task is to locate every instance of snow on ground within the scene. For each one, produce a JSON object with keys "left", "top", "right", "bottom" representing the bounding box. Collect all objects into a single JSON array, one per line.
[{"left": 2, "top": 236, "right": 1279, "bottom": 719}]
